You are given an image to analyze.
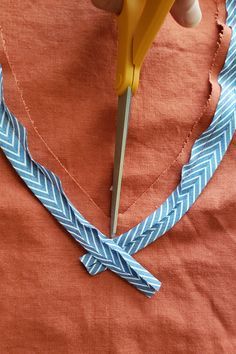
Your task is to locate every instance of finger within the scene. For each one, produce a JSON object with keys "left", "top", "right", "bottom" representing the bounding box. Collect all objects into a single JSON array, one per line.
[
  {"left": 170, "top": 0, "right": 202, "bottom": 27},
  {"left": 92, "top": 0, "right": 202, "bottom": 28},
  {"left": 91, "top": 0, "right": 123, "bottom": 14}
]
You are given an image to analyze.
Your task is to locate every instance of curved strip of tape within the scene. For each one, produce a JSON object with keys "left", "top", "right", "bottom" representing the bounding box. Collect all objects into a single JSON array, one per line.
[
  {"left": 80, "top": 0, "right": 236, "bottom": 276},
  {"left": 0, "top": 69, "right": 162, "bottom": 298}
]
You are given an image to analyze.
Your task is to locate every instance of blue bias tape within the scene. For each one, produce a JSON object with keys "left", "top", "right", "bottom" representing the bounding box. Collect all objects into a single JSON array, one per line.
[{"left": 80, "top": 0, "right": 236, "bottom": 276}]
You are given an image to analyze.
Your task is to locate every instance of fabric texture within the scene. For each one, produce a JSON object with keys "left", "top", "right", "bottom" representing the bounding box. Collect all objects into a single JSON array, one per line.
[{"left": 0, "top": 0, "right": 235, "bottom": 353}]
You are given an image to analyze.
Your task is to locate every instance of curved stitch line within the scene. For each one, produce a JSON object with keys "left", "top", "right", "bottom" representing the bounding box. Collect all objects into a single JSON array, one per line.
[{"left": 122, "top": 14, "right": 228, "bottom": 215}]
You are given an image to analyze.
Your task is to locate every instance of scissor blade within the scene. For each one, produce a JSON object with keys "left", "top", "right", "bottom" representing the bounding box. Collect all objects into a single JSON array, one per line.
[{"left": 110, "top": 87, "right": 132, "bottom": 237}]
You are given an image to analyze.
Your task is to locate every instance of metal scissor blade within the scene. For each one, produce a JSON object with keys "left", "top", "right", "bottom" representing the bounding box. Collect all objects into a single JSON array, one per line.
[{"left": 110, "top": 87, "right": 132, "bottom": 237}]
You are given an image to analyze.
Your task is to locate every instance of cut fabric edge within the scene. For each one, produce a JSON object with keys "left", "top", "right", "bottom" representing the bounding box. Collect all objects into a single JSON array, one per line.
[{"left": 115, "top": 0, "right": 229, "bottom": 222}]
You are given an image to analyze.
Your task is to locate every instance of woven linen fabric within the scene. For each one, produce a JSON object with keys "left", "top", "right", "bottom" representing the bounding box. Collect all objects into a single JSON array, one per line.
[{"left": 0, "top": 0, "right": 235, "bottom": 353}]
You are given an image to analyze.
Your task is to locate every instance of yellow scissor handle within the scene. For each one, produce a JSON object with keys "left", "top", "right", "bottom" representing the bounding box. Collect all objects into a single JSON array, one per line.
[{"left": 116, "top": 0, "right": 175, "bottom": 96}]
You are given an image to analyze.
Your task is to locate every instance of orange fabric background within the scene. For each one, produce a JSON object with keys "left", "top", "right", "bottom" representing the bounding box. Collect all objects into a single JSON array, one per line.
[{"left": 0, "top": 0, "right": 235, "bottom": 353}]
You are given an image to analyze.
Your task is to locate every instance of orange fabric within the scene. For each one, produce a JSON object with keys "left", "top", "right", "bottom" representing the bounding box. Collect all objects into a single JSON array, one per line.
[{"left": 0, "top": 0, "right": 235, "bottom": 353}]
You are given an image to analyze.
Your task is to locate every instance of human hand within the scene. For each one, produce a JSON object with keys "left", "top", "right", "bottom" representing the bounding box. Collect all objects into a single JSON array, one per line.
[{"left": 91, "top": 0, "right": 202, "bottom": 28}]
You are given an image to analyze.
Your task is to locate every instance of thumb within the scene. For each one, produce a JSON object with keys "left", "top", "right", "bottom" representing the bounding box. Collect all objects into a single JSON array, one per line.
[{"left": 170, "top": 0, "right": 202, "bottom": 28}]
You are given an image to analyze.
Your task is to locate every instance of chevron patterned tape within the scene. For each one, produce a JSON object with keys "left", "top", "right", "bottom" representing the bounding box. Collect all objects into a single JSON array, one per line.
[
  {"left": 0, "top": 69, "right": 163, "bottom": 298},
  {"left": 80, "top": 0, "right": 236, "bottom": 276}
]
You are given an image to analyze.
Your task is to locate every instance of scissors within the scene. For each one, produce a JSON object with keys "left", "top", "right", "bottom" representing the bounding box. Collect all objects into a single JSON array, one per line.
[{"left": 110, "top": 0, "right": 175, "bottom": 236}]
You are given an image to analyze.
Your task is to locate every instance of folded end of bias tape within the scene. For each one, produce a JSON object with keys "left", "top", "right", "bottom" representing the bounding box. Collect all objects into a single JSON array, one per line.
[
  {"left": 79, "top": 0, "right": 236, "bottom": 286},
  {"left": 79, "top": 253, "right": 162, "bottom": 298},
  {"left": 80, "top": 253, "right": 106, "bottom": 275}
]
